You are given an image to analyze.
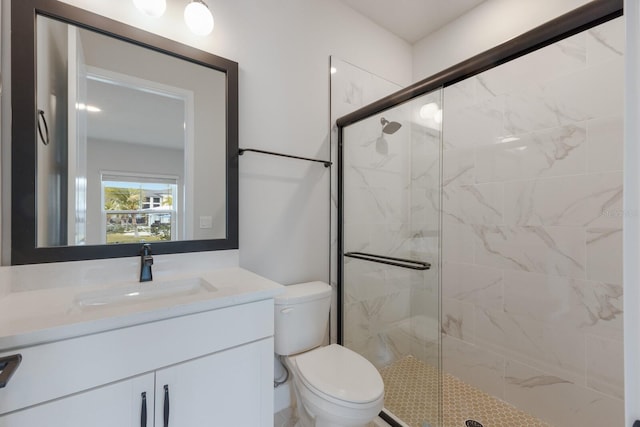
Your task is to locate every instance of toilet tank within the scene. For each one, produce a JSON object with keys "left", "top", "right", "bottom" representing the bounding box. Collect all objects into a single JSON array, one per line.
[{"left": 274, "top": 281, "right": 332, "bottom": 356}]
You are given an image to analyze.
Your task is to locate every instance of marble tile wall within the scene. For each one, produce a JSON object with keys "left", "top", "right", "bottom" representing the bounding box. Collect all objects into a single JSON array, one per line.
[{"left": 441, "top": 17, "right": 624, "bottom": 426}]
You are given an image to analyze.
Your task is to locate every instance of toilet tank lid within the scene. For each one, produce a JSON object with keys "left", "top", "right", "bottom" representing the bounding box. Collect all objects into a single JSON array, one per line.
[{"left": 275, "top": 281, "right": 331, "bottom": 305}]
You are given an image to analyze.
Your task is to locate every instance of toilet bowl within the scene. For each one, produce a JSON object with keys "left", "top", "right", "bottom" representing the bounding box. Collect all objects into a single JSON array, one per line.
[
  {"left": 286, "top": 344, "right": 384, "bottom": 427},
  {"left": 275, "top": 282, "right": 384, "bottom": 427}
]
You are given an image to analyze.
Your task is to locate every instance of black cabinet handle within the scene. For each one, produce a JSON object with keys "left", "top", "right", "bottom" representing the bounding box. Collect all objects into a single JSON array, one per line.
[
  {"left": 0, "top": 354, "right": 22, "bottom": 388},
  {"left": 163, "top": 384, "right": 170, "bottom": 427},
  {"left": 140, "top": 392, "right": 147, "bottom": 427}
]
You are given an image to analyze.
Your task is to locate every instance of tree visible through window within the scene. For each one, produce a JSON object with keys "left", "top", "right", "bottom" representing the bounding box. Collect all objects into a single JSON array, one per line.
[{"left": 102, "top": 174, "right": 178, "bottom": 244}]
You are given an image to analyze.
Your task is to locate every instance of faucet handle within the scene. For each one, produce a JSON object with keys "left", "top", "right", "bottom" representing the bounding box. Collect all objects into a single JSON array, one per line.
[{"left": 140, "top": 243, "right": 152, "bottom": 255}]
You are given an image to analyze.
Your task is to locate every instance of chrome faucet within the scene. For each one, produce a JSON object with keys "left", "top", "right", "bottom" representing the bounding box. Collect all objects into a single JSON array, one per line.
[{"left": 140, "top": 243, "right": 153, "bottom": 282}]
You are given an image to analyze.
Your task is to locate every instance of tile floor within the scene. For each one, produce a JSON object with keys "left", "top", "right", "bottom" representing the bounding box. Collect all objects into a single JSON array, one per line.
[
  {"left": 274, "top": 355, "right": 550, "bottom": 427},
  {"left": 380, "top": 355, "right": 551, "bottom": 427}
]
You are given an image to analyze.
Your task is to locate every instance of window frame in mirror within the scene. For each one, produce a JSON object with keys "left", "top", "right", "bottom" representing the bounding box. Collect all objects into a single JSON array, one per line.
[{"left": 10, "top": 0, "right": 239, "bottom": 265}]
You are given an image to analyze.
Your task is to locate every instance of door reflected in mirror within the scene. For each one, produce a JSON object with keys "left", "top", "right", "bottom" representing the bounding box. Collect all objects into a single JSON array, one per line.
[{"left": 35, "top": 15, "right": 227, "bottom": 247}]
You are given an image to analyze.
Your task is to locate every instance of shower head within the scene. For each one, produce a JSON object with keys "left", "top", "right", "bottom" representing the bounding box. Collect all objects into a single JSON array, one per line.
[{"left": 381, "top": 117, "right": 401, "bottom": 134}]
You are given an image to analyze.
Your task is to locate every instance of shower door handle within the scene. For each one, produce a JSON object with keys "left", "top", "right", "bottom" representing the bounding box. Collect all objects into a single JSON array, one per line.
[{"left": 344, "top": 252, "right": 430, "bottom": 270}]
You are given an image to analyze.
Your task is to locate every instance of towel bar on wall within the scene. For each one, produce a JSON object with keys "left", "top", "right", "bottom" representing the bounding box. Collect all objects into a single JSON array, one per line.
[
  {"left": 238, "top": 148, "right": 332, "bottom": 167},
  {"left": 344, "top": 251, "right": 431, "bottom": 271}
]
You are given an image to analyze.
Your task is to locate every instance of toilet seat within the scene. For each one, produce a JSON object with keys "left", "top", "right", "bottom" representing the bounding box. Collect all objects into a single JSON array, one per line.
[{"left": 293, "top": 344, "right": 384, "bottom": 408}]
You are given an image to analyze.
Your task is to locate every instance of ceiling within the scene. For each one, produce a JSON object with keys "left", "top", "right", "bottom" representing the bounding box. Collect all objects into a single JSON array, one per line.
[
  {"left": 86, "top": 78, "right": 185, "bottom": 150},
  {"left": 339, "top": 0, "right": 486, "bottom": 44}
]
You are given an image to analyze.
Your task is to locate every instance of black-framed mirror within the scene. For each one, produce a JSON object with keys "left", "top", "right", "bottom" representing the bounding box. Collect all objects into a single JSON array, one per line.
[{"left": 11, "top": 0, "right": 238, "bottom": 265}]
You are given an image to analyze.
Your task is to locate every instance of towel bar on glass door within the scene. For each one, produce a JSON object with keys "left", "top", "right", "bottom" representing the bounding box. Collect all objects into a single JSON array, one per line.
[
  {"left": 344, "top": 252, "right": 430, "bottom": 270},
  {"left": 238, "top": 148, "right": 332, "bottom": 167}
]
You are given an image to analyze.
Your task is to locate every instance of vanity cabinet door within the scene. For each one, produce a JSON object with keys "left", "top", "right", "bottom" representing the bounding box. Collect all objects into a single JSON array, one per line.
[
  {"left": 154, "top": 337, "right": 273, "bottom": 427},
  {"left": 0, "top": 373, "right": 154, "bottom": 427}
]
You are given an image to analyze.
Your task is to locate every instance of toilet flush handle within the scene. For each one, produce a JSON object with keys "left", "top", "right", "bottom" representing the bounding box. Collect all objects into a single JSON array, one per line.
[{"left": 280, "top": 307, "right": 294, "bottom": 314}]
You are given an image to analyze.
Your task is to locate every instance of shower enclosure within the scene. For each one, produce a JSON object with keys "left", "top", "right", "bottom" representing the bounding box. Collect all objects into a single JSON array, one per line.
[
  {"left": 340, "top": 89, "right": 443, "bottom": 427},
  {"left": 335, "top": 1, "right": 624, "bottom": 426}
]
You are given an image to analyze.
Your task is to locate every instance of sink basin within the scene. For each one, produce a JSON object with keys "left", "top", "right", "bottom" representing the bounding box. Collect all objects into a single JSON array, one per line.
[{"left": 74, "top": 277, "right": 216, "bottom": 310}]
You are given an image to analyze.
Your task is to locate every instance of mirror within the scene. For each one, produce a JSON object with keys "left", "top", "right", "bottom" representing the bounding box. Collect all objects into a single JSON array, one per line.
[{"left": 11, "top": 0, "right": 238, "bottom": 264}]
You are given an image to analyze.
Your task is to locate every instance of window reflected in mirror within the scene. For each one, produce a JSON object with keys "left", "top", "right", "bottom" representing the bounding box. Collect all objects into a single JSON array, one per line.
[{"left": 102, "top": 175, "right": 178, "bottom": 245}]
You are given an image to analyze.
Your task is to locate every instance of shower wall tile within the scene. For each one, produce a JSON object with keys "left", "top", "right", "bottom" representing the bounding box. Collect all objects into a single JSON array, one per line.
[
  {"left": 443, "top": 183, "right": 503, "bottom": 225},
  {"left": 474, "top": 123, "right": 587, "bottom": 183},
  {"left": 504, "top": 360, "right": 624, "bottom": 427},
  {"left": 586, "top": 227, "right": 623, "bottom": 285},
  {"left": 343, "top": 179, "right": 408, "bottom": 225},
  {"left": 442, "top": 262, "right": 503, "bottom": 311},
  {"left": 586, "top": 335, "right": 624, "bottom": 399},
  {"left": 367, "top": 290, "right": 413, "bottom": 332},
  {"left": 442, "top": 297, "right": 474, "bottom": 341},
  {"left": 502, "top": 270, "right": 623, "bottom": 338},
  {"left": 503, "top": 172, "right": 623, "bottom": 227},
  {"left": 440, "top": 17, "right": 624, "bottom": 425},
  {"left": 442, "top": 148, "right": 475, "bottom": 187},
  {"left": 410, "top": 276, "right": 439, "bottom": 320},
  {"left": 443, "top": 97, "right": 503, "bottom": 151},
  {"left": 343, "top": 260, "right": 388, "bottom": 303},
  {"left": 344, "top": 301, "right": 371, "bottom": 341},
  {"left": 442, "top": 222, "right": 475, "bottom": 264},
  {"left": 475, "top": 309, "right": 586, "bottom": 383},
  {"left": 443, "top": 335, "right": 506, "bottom": 400},
  {"left": 587, "top": 19, "right": 624, "bottom": 65},
  {"left": 503, "top": 58, "right": 623, "bottom": 136},
  {"left": 473, "top": 225, "right": 586, "bottom": 279},
  {"left": 587, "top": 115, "right": 623, "bottom": 173}
]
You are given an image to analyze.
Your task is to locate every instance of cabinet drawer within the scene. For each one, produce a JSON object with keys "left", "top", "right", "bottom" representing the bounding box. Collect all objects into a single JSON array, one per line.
[{"left": 0, "top": 299, "right": 273, "bottom": 415}]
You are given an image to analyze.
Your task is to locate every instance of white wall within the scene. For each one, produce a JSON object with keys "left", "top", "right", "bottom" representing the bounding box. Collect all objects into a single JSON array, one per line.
[
  {"left": 412, "top": 0, "right": 593, "bottom": 81},
  {"left": 47, "top": 0, "right": 413, "bottom": 286}
]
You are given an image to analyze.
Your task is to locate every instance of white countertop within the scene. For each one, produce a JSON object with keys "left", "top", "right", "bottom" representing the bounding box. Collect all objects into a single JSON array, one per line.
[{"left": 0, "top": 267, "right": 284, "bottom": 351}]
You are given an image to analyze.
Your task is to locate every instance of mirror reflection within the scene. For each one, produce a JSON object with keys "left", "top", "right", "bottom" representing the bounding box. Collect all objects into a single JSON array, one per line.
[{"left": 36, "top": 15, "right": 227, "bottom": 247}]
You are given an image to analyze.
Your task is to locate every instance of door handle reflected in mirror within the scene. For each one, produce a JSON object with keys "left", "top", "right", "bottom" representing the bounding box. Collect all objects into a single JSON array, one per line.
[{"left": 37, "top": 109, "right": 50, "bottom": 146}]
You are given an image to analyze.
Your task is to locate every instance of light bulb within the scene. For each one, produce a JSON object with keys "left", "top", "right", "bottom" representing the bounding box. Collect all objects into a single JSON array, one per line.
[
  {"left": 434, "top": 109, "right": 443, "bottom": 124},
  {"left": 419, "top": 102, "right": 439, "bottom": 120},
  {"left": 133, "top": 0, "right": 166, "bottom": 18},
  {"left": 184, "top": 1, "right": 214, "bottom": 36}
]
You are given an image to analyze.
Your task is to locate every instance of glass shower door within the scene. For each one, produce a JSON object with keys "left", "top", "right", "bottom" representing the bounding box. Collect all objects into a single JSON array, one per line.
[{"left": 340, "top": 89, "right": 442, "bottom": 427}]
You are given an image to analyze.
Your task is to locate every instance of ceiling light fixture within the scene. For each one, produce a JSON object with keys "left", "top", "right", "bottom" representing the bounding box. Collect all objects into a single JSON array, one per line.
[
  {"left": 184, "top": 0, "right": 214, "bottom": 36},
  {"left": 133, "top": 0, "right": 167, "bottom": 18},
  {"left": 76, "top": 103, "right": 102, "bottom": 113}
]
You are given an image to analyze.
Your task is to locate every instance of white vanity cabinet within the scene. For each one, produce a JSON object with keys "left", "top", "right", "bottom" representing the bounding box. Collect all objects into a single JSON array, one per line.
[
  {"left": 0, "top": 298, "right": 275, "bottom": 427},
  {"left": 0, "top": 373, "right": 155, "bottom": 427},
  {"left": 155, "top": 338, "right": 272, "bottom": 426}
]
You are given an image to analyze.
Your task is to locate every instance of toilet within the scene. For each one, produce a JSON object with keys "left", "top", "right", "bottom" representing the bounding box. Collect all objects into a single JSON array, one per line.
[{"left": 275, "top": 282, "right": 384, "bottom": 427}]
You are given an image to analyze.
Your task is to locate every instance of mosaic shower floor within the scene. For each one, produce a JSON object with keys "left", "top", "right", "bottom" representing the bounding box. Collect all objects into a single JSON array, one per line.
[{"left": 379, "top": 355, "right": 551, "bottom": 427}]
